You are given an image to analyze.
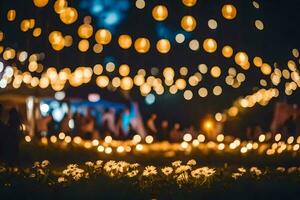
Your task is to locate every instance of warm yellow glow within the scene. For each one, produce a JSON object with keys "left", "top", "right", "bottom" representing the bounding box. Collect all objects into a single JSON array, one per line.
[
  {"left": 152, "top": 5, "right": 168, "bottom": 21},
  {"left": 156, "top": 39, "right": 171, "bottom": 54},
  {"left": 33, "top": 0, "right": 49, "bottom": 8},
  {"left": 181, "top": 15, "right": 197, "bottom": 32},
  {"left": 95, "top": 29, "right": 112, "bottom": 45},
  {"left": 222, "top": 45, "right": 233, "bottom": 58},
  {"left": 59, "top": 7, "right": 78, "bottom": 24},
  {"left": 182, "top": 0, "right": 197, "bottom": 7},
  {"left": 134, "top": 38, "right": 150, "bottom": 53},
  {"left": 118, "top": 34, "right": 132, "bottom": 49},
  {"left": 203, "top": 38, "right": 217, "bottom": 53},
  {"left": 78, "top": 24, "right": 93, "bottom": 39},
  {"left": 221, "top": 4, "right": 237, "bottom": 20}
]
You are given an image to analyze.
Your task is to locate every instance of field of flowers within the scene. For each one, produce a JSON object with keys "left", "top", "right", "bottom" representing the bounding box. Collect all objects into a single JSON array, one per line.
[
  {"left": 1, "top": 139, "right": 300, "bottom": 199},
  {"left": 1, "top": 159, "right": 300, "bottom": 200}
]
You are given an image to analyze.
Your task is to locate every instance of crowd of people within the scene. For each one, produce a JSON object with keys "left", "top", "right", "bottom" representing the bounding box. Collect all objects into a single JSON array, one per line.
[
  {"left": 36, "top": 103, "right": 300, "bottom": 142},
  {"left": 0, "top": 104, "right": 22, "bottom": 166},
  {"left": 36, "top": 104, "right": 200, "bottom": 142},
  {"left": 1, "top": 100, "right": 300, "bottom": 167}
]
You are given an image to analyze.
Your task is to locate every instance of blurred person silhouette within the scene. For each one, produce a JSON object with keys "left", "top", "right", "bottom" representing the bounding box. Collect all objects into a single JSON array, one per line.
[
  {"left": 147, "top": 114, "right": 158, "bottom": 136},
  {"left": 4, "top": 108, "right": 23, "bottom": 166},
  {"left": 0, "top": 104, "right": 8, "bottom": 162},
  {"left": 158, "top": 120, "right": 169, "bottom": 141},
  {"left": 102, "top": 108, "right": 117, "bottom": 137},
  {"left": 60, "top": 113, "right": 72, "bottom": 135},
  {"left": 170, "top": 123, "right": 182, "bottom": 143}
]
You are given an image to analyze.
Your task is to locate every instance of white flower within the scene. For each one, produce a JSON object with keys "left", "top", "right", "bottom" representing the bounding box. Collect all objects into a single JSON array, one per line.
[
  {"left": 232, "top": 172, "right": 243, "bottom": 179},
  {"left": 104, "top": 160, "right": 116, "bottom": 172},
  {"left": 191, "top": 167, "right": 215, "bottom": 178},
  {"left": 175, "top": 165, "right": 191, "bottom": 174},
  {"left": 58, "top": 177, "right": 66, "bottom": 183},
  {"left": 115, "top": 161, "right": 129, "bottom": 173},
  {"left": 33, "top": 162, "right": 40, "bottom": 168},
  {"left": 85, "top": 161, "right": 94, "bottom": 167},
  {"left": 37, "top": 169, "right": 45, "bottom": 176},
  {"left": 172, "top": 160, "right": 182, "bottom": 168},
  {"left": 176, "top": 172, "right": 189, "bottom": 186},
  {"left": 41, "top": 160, "right": 50, "bottom": 168},
  {"left": 191, "top": 169, "right": 202, "bottom": 178},
  {"left": 62, "top": 169, "right": 71, "bottom": 176},
  {"left": 250, "top": 167, "right": 262, "bottom": 176},
  {"left": 161, "top": 167, "right": 173, "bottom": 176},
  {"left": 276, "top": 167, "right": 285, "bottom": 172},
  {"left": 288, "top": 167, "right": 297, "bottom": 173},
  {"left": 187, "top": 159, "right": 197, "bottom": 166},
  {"left": 127, "top": 170, "right": 139, "bottom": 177},
  {"left": 238, "top": 167, "right": 246, "bottom": 173},
  {"left": 95, "top": 160, "right": 103, "bottom": 168},
  {"left": 67, "top": 164, "right": 78, "bottom": 170},
  {"left": 130, "top": 163, "right": 140, "bottom": 168},
  {"left": 142, "top": 166, "right": 157, "bottom": 176}
]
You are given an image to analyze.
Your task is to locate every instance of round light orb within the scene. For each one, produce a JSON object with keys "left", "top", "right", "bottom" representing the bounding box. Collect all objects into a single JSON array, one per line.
[
  {"left": 292, "top": 48, "right": 299, "bottom": 58},
  {"left": 134, "top": 38, "right": 150, "bottom": 53},
  {"left": 182, "top": 0, "right": 197, "bottom": 7},
  {"left": 222, "top": 45, "right": 233, "bottom": 58},
  {"left": 183, "top": 90, "right": 193, "bottom": 100},
  {"left": 213, "top": 86, "right": 222, "bottom": 96},
  {"left": 222, "top": 4, "right": 237, "bottom": 20},
  {"left": 175, "top": 79, "right": 186, "bottom": 90},
  {"left": 120, "top": 77, "right": 133, "bottom": 90},
  {"left": 52, "top": 39, "right": 65, "bottom": 51},
  {"left": 59, "top": 7, "right": 78, "bottom": 24},
  {"left": 208, "top": 19, "right": 218, "bottom": 29},
  {"left": 20, "top": 20, "right": 30, "bottom": 32},
  {"left": 261, "top": 63, "right": 272, "bottom": 75},
  {"left": 78, "top": 40, "right": 89, "bottom": 52},
  {"left": 234, "top": 52, "right": 249, "bottom": 67},
  {"left": 49, "top": 31, "right": 63, "bottom": 45},
  {"left": 181, "top": 15, "right": 197, "bottom": 32},
  {"left": 156, "top": 39, "right": 171, "bottom": 54},
  {"left": 255, "top": 19, "right": 264, "bottom": 30},
  {"left": 198, "top": 87, "right": 208, "bottom": 97},
  {"left": 189, "top": 39, "right": 199, "bottom": 51},
  {"left": 118, "top": 34, "right": 132, "bottom": 49},
  {"left": 198, "top": 64, "right": 208, "bottom": 74},
  {"left": 203, "top": 38, "right": 217, "bottom": 53},
  {"left": 163, "top": 67, "right": 175, "bottom": 80},
  {"left": 33, "top": 0, "right": 49, "bottom": 8},
  {"left": 7, "top": 10, "right": 16, "bottom": 21},
  {"left": 95, "top": 29, "right": 112, "bottom": 45},
  {"left": 135, "top": 0, "right": 145, "bottom": 9},
  {"left": 64, "top": 35, "right": 73, "bottom": 47},
  {"left": 152, "top": 5, "right": 168, "bottom": 21},
  {"left": 54, "top": 0, "right": 68, "bottom": 14},
  {"left": 211, "top": 66, "right": 221, "bottom": 78},
  {"left": 33, "top": 28, "right": 42, "bottom": 37},
  {"left": 93, "top": 43, "right": 103, "bottom": 53},
  {"left": 119, "top": 64, "right": 130, "bottom": 76},
  {"left": 253, "top": 56, "right": 263, "bottom": 67},
  {"left": 78, "top": 24, "right": 93, "bottom": 39},
  {"left": 96, "top": 76, "right": 109, "bottom": 88},
  {"left": 175, "top": 33, "right": 185, "bottom": 43}
]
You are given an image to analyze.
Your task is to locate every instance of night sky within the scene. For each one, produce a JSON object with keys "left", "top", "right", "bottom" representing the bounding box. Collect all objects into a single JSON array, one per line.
[{"left": 0, "top": 0, "right": 300, "bottom": 134}]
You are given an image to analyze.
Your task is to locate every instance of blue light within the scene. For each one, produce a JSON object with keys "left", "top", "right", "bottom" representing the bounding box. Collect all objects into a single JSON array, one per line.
[
  {"left": 92, "top": 4, "right": 103, "bottom": 13},
  {"left": 145, "top": 94, "right": 155, "bottom": 105},
  {"left": 79, "top": 0, "right": 130, "bottom": 30},
  {"left": 104, "top": 11, "right": 120, "bottom": 25}
]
